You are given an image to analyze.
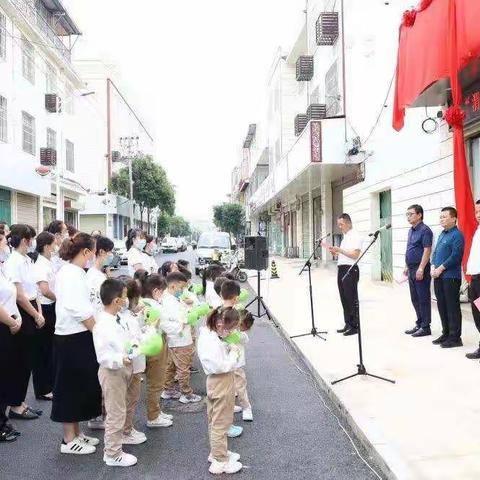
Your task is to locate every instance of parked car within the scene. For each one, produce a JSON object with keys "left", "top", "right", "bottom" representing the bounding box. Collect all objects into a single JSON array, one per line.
[
  {"left": 176, "top": 237, "right": 188, "bottom": 252},
  {"left": 195, "top": 231, "right": 235, "bottom": 275},
  {"left": 162, "top": 237, "right": 178, "bottom": 253},
  {"left": 113, "top": 239, "right": 128, "bottom": 265}
]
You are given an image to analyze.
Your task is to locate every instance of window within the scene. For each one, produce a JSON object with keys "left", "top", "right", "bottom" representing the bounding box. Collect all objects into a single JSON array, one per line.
[
  {"left": 0, "top": 96, "right": 6, "bottom": 143},
  {"left": 22, "top": 111, "right": 35, "bottom": 154},
  {"left": 468, "top": 136, "right": 480, "bottom": 200},
  {"left": 45, "top": 61, "right": 57, "bottom": 94},
  {"left": 0, "top": 12, "right": 6, "bottom": 60},
  {"left": 21, "top": 36, "right": 35, "bottom": 84},
  {"left": 46, "top": 128, "right": 56, "bottom": 149},
  {"left": 65, "top": 139, "right": 74, "bottom": 172}
]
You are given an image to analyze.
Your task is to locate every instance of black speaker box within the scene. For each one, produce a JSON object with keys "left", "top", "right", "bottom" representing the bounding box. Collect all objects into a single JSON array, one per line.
[{"left": 244, "top": 236, "right": 268, "bottom": 271}]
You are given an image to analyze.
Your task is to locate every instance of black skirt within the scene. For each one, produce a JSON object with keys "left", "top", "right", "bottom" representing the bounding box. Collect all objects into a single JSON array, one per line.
[
  {"left": 0, "top": 322, "right": 16, "bottom": 405},
  {"left": 50, "top": 330, "right": 102, "bottom": 423}
]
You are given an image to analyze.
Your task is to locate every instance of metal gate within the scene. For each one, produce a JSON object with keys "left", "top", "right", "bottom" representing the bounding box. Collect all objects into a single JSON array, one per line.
[
  {"left": 16, "top": 192, "right": 38, "bottom": 231},
  {"left": 301, "top": 200, "right": 311, "bottom": 258},
  {"left": 379, "top": 190, "right": 393, "bottom": 282},
  {"left": 0, "top": 188, "right": 11, "bottom": 225}
]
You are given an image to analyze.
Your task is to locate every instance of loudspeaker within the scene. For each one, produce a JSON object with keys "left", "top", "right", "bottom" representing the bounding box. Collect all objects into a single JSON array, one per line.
[{"left": 244, "top": 236, "right": 268, "bottom": 271}]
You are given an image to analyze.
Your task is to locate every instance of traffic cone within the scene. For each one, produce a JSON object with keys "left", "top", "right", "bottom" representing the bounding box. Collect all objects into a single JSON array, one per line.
[{"left": 270, "top": 260, "right": 279, "bottom": 279}]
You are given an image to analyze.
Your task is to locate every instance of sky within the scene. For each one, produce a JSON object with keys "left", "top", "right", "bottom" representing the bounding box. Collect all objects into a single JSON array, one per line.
[{"left": 64, "top": 0, "right": 304, "bottom": 225}]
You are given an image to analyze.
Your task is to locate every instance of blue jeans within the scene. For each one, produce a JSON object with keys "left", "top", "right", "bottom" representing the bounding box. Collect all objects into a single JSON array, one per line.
[{"left": 408, "top": 264, "right": 431, "bottom": 329}]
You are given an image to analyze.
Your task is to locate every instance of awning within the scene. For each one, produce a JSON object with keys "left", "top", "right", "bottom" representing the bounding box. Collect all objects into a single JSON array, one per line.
[{"left": 41, "top": 0, "right": 82, "bottom": 36}]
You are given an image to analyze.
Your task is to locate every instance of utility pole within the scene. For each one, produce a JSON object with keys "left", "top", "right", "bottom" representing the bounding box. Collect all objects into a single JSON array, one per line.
[{"left": 119, "top": 136, "right": 139, "bottom": 228}]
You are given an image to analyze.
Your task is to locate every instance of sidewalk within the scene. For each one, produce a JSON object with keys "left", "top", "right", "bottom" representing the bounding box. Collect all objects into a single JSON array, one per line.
[{"left": 252, "top": 257, "right": 480, "bottom": 480}]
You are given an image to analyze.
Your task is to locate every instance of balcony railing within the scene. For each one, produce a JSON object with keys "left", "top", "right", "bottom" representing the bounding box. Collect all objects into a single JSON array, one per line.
[{"left": 10, "top": 0, "right": 71, "bottom": 62}]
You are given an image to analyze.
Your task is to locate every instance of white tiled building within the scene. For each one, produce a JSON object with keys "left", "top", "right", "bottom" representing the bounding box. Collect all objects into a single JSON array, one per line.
[{"left": 231, "top": 0, "right": 473, "bottom": 283}]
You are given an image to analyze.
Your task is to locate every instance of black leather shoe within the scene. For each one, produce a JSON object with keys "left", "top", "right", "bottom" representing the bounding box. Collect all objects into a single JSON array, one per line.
[
  {"left": 9, "top": 408, "right": 39, "bottom": 420},
  {"left": 343, "top": 328, "right": 358, "bottom": 336},
  {"left": 412, "top": 327, "right": 431, "bottom": 337},
  {"left": 441, "top": 339, "right": 463, "bottom": 348},
  {"left": 432, "top": 335, "right": 448, "bottom": 345},
  {"left": 405, "top": 326, "right": 420, "bottom": 335},
  {"left": 337, "top": 326, "right": 349, "bottom": 333},
  {"left": 466, "top": 348, "right": 480, "bottom": 359}
]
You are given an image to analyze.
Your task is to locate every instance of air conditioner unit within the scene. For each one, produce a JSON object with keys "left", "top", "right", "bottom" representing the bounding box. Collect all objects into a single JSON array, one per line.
[
  {"left": 45, "top": 94, "right": 58, "bottom": 113},
  {"left": 316, "top": 12, "right": 339, "bottom": 46},
  {"left": 307, "top": 104, "right": 327, "bottom": 120},
  {"left": 40, "top": 147, "right": 57, "bottom": 166},
  {"left": 111, "top": 150, "right": 121, "bottom": 162},
  {"left": 295, "top": 114, "right": 309, "bottom": 136},
  {"left": 296, "top": 56, "right": 314, "bottom": 81}
]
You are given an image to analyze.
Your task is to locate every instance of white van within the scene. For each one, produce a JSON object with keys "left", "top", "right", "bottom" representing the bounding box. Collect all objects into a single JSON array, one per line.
[{"left": 195, "top": 231, "right": 235, "bottom": 275}]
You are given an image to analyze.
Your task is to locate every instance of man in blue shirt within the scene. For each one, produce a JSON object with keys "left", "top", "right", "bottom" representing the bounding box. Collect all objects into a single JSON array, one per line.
[
  {"left": 431, "top": 207, "right": 465, "bottom": 348},
  {"left": 404, "top": 205, "right": 433, "bottom": 337}
]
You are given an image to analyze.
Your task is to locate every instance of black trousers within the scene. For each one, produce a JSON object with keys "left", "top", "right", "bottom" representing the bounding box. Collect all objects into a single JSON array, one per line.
[
  {"left": 337, "top": 265, "right": 359, "bottom": 329},
  {"left": 0, "top": 403, "right": 7, "bottom": 429},
  {"left": 469, "top": 276, "right": 480, "bottom": 346},
  {"left": 434, "top": 277, "right": 462, "bottom": 341}
]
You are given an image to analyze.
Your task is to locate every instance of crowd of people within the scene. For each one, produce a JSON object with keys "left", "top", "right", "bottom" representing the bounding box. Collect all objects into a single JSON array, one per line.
[
  {"left": 332, "top": 201, "right": 480, "bottom": 356},
  {"left": 0, "top": 222, "right": 253, "bottom": 475}
]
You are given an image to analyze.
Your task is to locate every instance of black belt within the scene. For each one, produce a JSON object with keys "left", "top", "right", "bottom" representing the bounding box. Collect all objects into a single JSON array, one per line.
[{"left": 472, "top": 274, "right": 480, "bottom": 280}]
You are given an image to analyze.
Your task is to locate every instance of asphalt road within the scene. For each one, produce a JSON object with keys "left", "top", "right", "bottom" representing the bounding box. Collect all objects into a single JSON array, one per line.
[{"left": 0, "top": 249, "right": 381, "bottom": 480}]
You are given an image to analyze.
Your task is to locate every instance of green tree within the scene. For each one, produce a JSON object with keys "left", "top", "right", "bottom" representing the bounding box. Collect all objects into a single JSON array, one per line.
[
  {"left": 212, "top": 203, "right": 245, "bottom": 237},
  {"left": 157, "top": 212, "right": 171, "bottom": 236},
  {"left": 110, "top": 155, "right": 175, "bottom": 228},
  {"left": 169, "top": 215, "right": 191, "bottom": 237}
]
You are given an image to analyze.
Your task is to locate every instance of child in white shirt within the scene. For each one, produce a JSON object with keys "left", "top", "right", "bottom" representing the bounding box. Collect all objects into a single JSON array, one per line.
[
  {"left": 202, "top": 264, "right": 226, "bottom": 308},
  {"left": 160, "top": 272, "right": 202, "bottom": 404},
  {"left": 93, "top": 278, "right": 137, "bottom": 467},
  {"left": 197, "top": 306, "right": 243, "bottom": 475}
]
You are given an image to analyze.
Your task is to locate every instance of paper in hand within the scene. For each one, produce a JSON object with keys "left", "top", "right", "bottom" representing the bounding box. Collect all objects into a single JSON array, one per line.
[
  {"left": 395, "top": 274, "right": 408, "bottom": 284},
  {"left": 321, "top": 242, "right": 331, "bottom": 249},
  {"left": 474, "top": 297, "right": 480, "bottom": 312}
]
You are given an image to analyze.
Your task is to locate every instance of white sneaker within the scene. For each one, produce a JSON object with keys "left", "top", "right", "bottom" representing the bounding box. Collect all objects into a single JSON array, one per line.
[
  {"left": 87, "top": 416, "right": 105, "bottom": 430},
  {"left": 105, "top": 452, "right": 137, "bottom": 467},
  {"left": 160, "top": 390, "right": 181, "bottom": 400},
  {"left": 233, "top": 405, "right": 242, "bottom": 413},
  {"left": 179, "top": 393, "right": 202, "bottom": 404},
  {"left": 209, "top": 459, "right": 243, "bottom": 474},
  {"left": 160, "top": 411, "right": 173, "bottom": 420},
  {"left": 77, "top": 432, "right": 100, "bottom": 446},
  {"left": 242, "top": 408, "right": 253, "bottom": 422},
  {"left": 208, "top": 451, "right": 240, "bottom": 463},
  {"left": 122, "top": 428, "right": 147, "bottom": 445},
  {"left": 147, "top": 415, "right": 173, "bottom": 428},
  {"left": 60, "top": 437, "right": 96, "bottom": 455}
]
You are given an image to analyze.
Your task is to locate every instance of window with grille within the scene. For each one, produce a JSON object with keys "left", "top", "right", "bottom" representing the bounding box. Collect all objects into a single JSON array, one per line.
[
  {"left": 65, "top": 139, "right": 74, "bottom": 172},
  {"left": 0, "top": 12, "right": 6, "bottom": 60},
  {"left": 325, "top": 60, "right": 340, "bottom": 116},
  {"left": 22, "top": 111, "right": 35, "bottom": 154},
  {"left": 47, "top": 128, "right": 56, "bottom": 149},
  {"left": 22, "top": 36, "right": 35, "bottom": 84},
  {"left": 45, "top": 62, "right": 57, "bottom": 94},
  {"left": 0, "top": 96, "right": 6, "bottom": 143}
]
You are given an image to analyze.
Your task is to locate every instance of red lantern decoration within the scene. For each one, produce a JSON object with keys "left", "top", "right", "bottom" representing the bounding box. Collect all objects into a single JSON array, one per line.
[
  {"left": 443, "top": 105, "right": 466, "bottom": 129},
  {"left": 35, "top": 165, "right": 51, "bottom": 177},
  {"left": 402, "top": 9, "right": 417, "bottom": 27}
]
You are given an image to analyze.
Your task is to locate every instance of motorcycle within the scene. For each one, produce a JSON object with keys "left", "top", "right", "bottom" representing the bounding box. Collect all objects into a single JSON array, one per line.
[{"left": 224, "top": 250, "right": 248, "bottom": 283}]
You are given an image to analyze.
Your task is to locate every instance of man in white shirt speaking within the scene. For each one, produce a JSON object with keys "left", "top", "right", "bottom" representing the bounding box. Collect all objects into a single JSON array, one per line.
[
  {"left": 329, "top": 214, "right": 363, "bottom": 336},
  {"left": 466, "top": 200, "right": 480, "bottom": 359}
]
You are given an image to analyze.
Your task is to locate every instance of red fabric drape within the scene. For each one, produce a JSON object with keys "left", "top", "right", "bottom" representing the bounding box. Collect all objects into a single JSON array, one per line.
[{"left": 393, "top": 0, "right": 479, "bottom": 272}]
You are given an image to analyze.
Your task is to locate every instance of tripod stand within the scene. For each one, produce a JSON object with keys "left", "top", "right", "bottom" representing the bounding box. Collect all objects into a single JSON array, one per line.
[
  {"left": 246, "top": 270, "right": 273, "bottom": 320},
  {"left": 331, "top": 232, "right": 395, "bottom": 385},
  {"left": 291, "top": 235, "right": 329, "bottom": 341}
]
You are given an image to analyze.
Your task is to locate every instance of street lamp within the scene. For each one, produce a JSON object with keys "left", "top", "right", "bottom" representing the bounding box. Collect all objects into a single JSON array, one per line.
[{"left": 118, "top": 136, "right": 140, "bottom": 228}]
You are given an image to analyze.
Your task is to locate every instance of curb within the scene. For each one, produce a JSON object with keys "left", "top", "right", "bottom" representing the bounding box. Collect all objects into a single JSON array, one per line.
[{"left": 262, "top": 310, "right": 405, "bottom": 480}]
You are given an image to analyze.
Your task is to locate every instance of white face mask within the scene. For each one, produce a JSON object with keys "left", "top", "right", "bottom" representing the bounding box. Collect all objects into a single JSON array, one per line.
[
  {"left": 121, "top": 298, "right": 130, "bottom": 313},
  {"left": 27, "top": 239, "right": 37, "bottom": 254},
  {"left": 0, "top": 247, "right": 10, "bottom": 263},
  {"left": 134, "top": 239, "right": 146, "bottom": 250}
]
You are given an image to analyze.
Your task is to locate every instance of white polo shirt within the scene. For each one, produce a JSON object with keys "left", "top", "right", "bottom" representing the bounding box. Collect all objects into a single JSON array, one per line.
[
  {"left": 33, "top": 254, "right": 55, "bottom": 305},
  {"left": 4, "top": 250, "right": 38, "bottom": 300},
  {"left": 127, "top": 247, "right": 145, "bottom": 276},
  {"left": 0, "top": 268, "right": 20, "bottom": 318},
  {"left": 337, "top": 229, "right": 363, "bottom": 266},
  {"left": 467, "top": 227, "right": 480, "bottom": 275},
  {"left": 86, "top": 266, "right": 107, "bottom": 313}
]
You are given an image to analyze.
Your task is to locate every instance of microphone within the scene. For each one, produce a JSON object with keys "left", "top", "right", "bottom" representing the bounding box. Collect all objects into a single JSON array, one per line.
[
  {"left": 369, "top": 224, "right": 392, "bottom": 237},
  {"left": 314, "top": 233, "right": 331, "bottom": 243}
]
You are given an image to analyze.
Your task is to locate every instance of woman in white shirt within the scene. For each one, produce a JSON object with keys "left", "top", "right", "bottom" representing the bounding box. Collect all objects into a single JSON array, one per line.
[
  {"left": 142, "top": 235, "right": 159, "bottom": 275},
  {"left": 126, "top": 229, "right": 147, "bottom": 276},
  {"left": 86, "top": 236, "right": 114, "bottom": 314},
  {"left": 51, "top": 233, "right": 102, "bottom": 455},
  {"left": 44, "top": 220, "right": 69, "bottom": 273},
  {"left": 4, "top": 224, "right": 45, "bottom": 421},
  {"left": 32, "top": 232, "right": 57, "bottom": 401},
  {"left": 0, "top": 229, "right": 22, "bottom": 441}
]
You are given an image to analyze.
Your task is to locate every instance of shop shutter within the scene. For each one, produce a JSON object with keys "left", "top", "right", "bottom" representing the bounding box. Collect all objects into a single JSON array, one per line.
[
  {"left": 302, "top": 200, "right": 311, "bottom": 258},
  {"left": 16, "top": 193, "right": 38, "bottom": 231}
]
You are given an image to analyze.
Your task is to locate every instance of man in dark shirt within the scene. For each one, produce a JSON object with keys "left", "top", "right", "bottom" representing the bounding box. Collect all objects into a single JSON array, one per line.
[
  {"left": 432, "top": 207, "right": 465, "bottom": 348},
  {"left": 404, "top": 205, "right": 433, "bottom": 337}
]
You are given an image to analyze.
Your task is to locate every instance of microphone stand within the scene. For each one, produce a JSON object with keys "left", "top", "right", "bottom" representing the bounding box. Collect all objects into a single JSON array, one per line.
[
  {"left": 331, "top": 231, "right": 395, "bottom": 385},
  {"left": 291, "top": 234, "right": 330, "bottom": 341}
]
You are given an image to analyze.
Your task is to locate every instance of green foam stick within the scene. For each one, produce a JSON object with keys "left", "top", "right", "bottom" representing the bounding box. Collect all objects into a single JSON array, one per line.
[
  {"left": 196, "top": 302, "right": 210, "bottom": 317},
  {"left": 192, "top": 284, "right": 204, "bottom": 296},
  {"left": 234, "top": 303, "right": 246, "bottom": 311},
  {"left": 238, "top": 289, "right": 249, "bottom": 302},
  {"left": 180, "top": 290, "right": 191, "bottom": 301},
  {"left": 187, "top": 310, "right": 200, "bottom": 326},
  {"left": 139, "top": 333, "right": 163, "bottom": 357},
  {"left": 224, "top": 330, "right": 242, "bottom": 345},
  {"left": 144, "top": 306, "right": 161, "bottom": 325}
]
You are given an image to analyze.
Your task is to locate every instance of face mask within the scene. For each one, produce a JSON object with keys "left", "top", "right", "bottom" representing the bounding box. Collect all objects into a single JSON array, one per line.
[
  {"left": 174, "top": 290, "right": 183, "bottom": 299},
  {"left": 27, "top": 239, "right": 37, "bottom": 254},
  {"left": 103, "top": 253, "right": 114, "bottom": 267},
  {"left": 0, "top": 247, "right": 10, "bottom": 263},
  {"left": 53, "top": 244, "right": 60, "bottom": 255},
  {"left": 86, "top": 258, "right": 95, "bottom": 269},
  {"left": 135, "top": 239, "right": 147, "bottom": 250},
  {"left": 121, "top": 298, "right": 129, "bottom": 312}
]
